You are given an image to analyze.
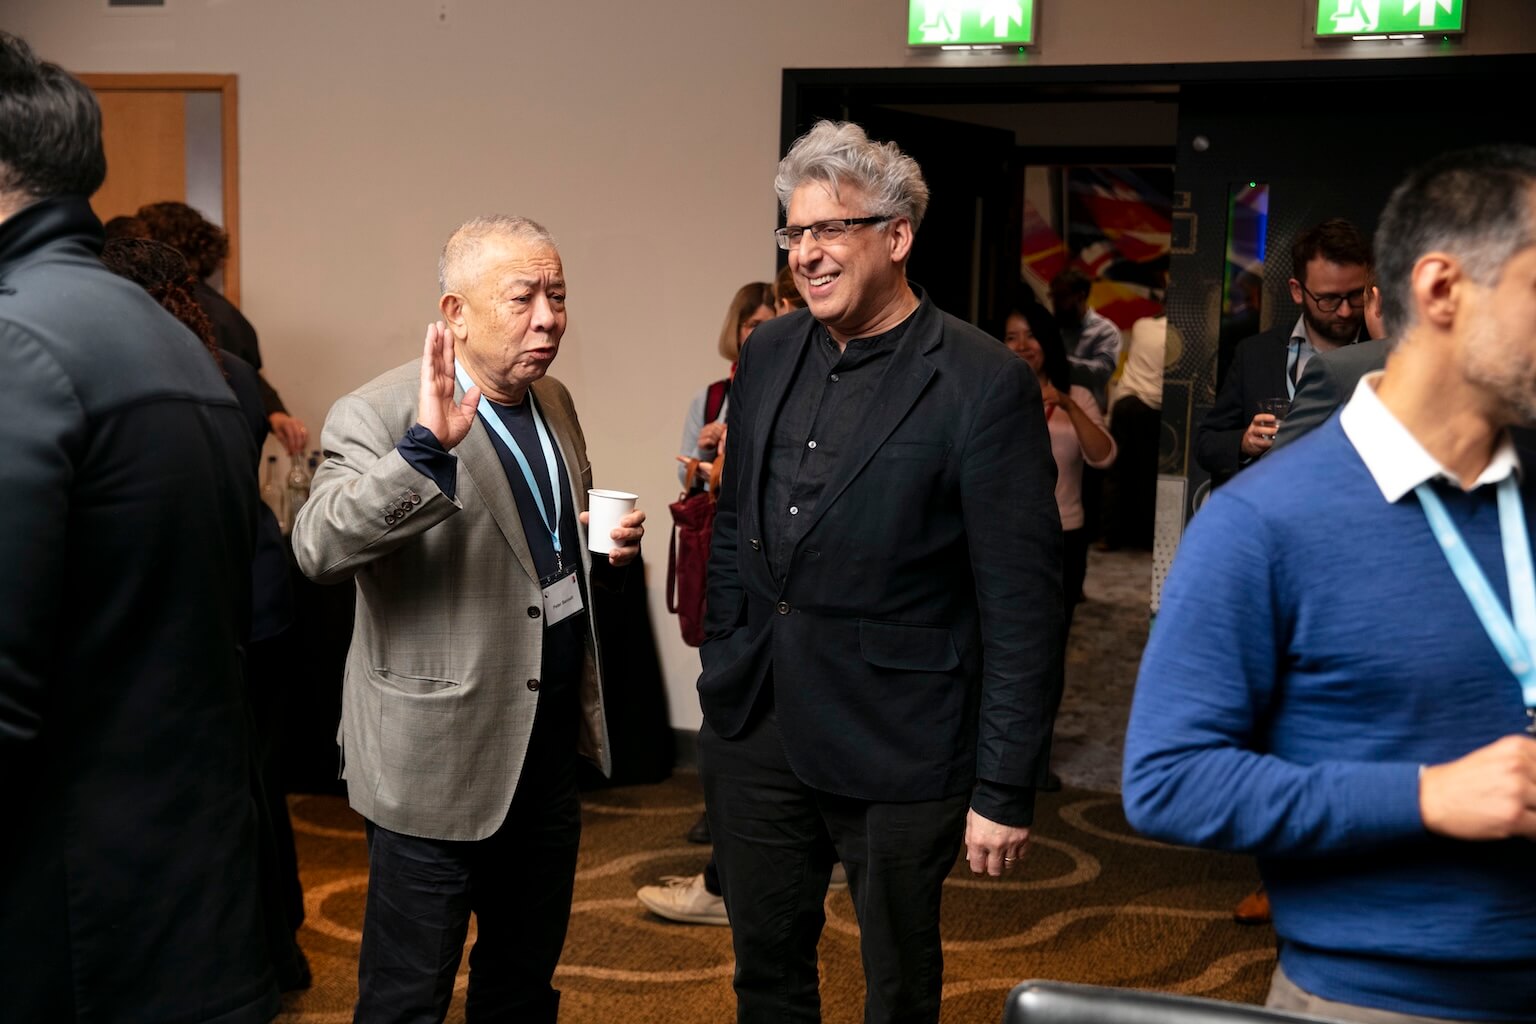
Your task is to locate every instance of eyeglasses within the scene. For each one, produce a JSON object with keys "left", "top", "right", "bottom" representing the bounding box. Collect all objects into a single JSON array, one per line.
[
  {"left": 774, "top": 216, "right": 890, "bottom": 250},
  {"left": 1299, "top": 283, "right": 1368, "bottom": 313}
]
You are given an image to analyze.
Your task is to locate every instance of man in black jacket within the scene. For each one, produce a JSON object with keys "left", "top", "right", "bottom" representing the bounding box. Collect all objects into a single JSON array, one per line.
[
  {"left": 1196, "top": 218, "right": 1372, "bottom": 483},
  {"left": 698, "top": 120, "right": 1063, "bottom": 1023},
  {"left": 0, "top": 32, "right": 278, "bottom": 1023}
]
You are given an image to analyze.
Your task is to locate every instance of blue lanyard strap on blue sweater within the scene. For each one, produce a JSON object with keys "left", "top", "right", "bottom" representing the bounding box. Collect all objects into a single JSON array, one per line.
[
  {"left": 1415, "top": 474, "right": 1536, "bottom": 732},
  {"left": 455, "top": 360, "right": 564, "bottom": 568}
]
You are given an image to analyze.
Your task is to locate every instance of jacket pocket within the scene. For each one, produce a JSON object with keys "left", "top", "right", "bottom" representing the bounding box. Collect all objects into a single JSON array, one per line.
[
  {"left": 858, "top": 620, "right": 960, "bottom": 672},
  {"left": 370, "top": 666, "right": 460, "bottom": 695}
]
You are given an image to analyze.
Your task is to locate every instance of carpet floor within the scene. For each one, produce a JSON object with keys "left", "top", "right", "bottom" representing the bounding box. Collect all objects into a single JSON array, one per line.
[{"left": 276, "top": 549, "right": 1277, "bottom": 1022}]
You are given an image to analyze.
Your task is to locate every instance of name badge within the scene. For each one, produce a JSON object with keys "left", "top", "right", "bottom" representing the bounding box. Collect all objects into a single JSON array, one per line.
[{"left": 542, "top": 568, "right": 584, "bottom": 626}]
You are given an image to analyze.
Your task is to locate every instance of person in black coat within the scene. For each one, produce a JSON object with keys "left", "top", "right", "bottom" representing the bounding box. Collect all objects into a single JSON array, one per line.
[
  {"left": 0, "top": 32, "right": 278, "bottom": 1022},
  {"left": 699, "top": 121, "right": 1063, "bottom": 1023}
]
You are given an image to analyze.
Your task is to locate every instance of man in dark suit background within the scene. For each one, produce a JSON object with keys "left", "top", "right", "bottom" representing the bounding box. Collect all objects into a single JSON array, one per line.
[
  {"left": 1196, "top": 218, "right": 1372, "bottom": 482},
  {"left": 698, "top": 120, "right": 1064, "bottom": 1023},
  {"left": 0, "top": 31, "right": 277, "bottom": 1023}
]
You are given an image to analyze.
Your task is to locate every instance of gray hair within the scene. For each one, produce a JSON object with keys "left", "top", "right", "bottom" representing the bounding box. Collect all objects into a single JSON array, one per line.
[
  {"left": 773, "top": 120, "right": 930, "bottom": 233},
  {"left": 438, "top": 214, "right": 556, "bottom": 294},
  {"left": 1375, "top": 145, "right": 1536, "bottom": 339}
]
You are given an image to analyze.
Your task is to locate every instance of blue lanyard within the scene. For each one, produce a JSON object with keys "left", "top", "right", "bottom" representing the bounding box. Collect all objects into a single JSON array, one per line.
[
  {"left": 1415, "top": 475, "right": 1536, "bottom": 728},
  {"left": 455, "top": 361, "right": 564, "bottom": 565}
]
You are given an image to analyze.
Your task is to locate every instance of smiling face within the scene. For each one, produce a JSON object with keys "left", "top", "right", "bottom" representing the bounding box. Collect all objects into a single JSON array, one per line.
[
  {"left": 786, "top": 180, "right": 914, "bottom": 343},
  {"left": 441, "top": 235, "right": 566, "bottom": 403},
  {"left": 1004, "top": 312, "right": 1045, "bottom": 373}
]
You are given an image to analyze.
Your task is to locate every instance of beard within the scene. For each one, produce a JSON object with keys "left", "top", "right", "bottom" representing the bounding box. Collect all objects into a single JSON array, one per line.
[
  {"left": 1464, "top": 312, "right": 1536, "bottom": 426},
  {"left": 1302, "top": 304, "right": 1363, "bottom": 345}
]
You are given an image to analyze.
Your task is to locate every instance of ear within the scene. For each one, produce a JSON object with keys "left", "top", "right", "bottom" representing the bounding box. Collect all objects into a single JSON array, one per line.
[
  {"left": 1409, "top": 253, "right": 1460, "bottom": 331},
  {"left": 439, "top": 292, "right": 469, "bottom": 339},
  {"left": 887, "top": 217, "right": 915, "bottom": 265},
  {"left": 1287, "top": 277, "right": 1304, "bottom": 306}
]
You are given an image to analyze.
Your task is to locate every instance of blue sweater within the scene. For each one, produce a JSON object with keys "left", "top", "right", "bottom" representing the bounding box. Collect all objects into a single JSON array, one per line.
[{"left": 1123, "top": 418, "right": 1536, "bottom": 1020}]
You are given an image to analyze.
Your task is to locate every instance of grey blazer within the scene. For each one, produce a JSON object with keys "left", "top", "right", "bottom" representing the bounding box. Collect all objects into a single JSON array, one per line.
[
  {"left": 292, "top": 362, "right": 610, "bottom": 841},
  {"left": 1271, "top": 338, "right": 1389, "bottom": 451}
]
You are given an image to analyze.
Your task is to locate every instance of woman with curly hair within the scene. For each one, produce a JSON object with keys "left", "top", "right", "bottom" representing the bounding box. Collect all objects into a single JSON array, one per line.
[
  {"left": 136, "top": 200, "right": 309, "bottom": 455},
  {"left": 100, "top": 236, "right": 313, "bottom": 992}
]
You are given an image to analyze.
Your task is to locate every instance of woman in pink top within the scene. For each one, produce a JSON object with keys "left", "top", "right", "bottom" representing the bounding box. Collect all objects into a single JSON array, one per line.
[{"left": 1004, "top": 301, "right": 1117, "bottom": 635}]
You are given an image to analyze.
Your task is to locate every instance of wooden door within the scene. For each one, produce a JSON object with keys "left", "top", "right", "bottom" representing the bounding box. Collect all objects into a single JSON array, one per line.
[{"left": 79, "top": 74, "right": 241, "bottom": 304}]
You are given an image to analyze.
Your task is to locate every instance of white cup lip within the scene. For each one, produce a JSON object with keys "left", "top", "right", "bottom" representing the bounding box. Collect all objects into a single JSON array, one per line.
[{"left": 588, "top": 488, "right": 639, "bottom": 501}]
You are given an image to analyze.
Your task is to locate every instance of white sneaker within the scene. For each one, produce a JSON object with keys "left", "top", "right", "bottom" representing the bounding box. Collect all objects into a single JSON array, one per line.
[
  {"left": 828, "top": 863, "right": 848, "bottom": 891},
  {"left": 636, "top": 874, "right": 729, "bottom": 926}
]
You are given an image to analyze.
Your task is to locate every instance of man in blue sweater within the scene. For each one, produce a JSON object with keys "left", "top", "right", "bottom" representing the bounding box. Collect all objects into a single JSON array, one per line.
[{"left": 1124, "top": 145, "right": 1536, "bottom": 1022}]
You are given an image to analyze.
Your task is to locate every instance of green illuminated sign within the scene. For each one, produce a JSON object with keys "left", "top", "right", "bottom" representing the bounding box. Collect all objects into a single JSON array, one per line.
[
  {"left": 1316, "top": 0, "right": 1466, "bottom": 36},
  {"left": 908, "top": 0, "right": 1037, "bottom": 46}
]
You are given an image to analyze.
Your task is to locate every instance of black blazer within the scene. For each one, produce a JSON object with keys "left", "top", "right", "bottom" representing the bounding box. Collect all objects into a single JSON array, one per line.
[
  {"left": 1195, "top": 325, "right": 1295, "bottom": 481},
  {"left": 698, "top": 291, "right": 1064, "bottom": 805}
]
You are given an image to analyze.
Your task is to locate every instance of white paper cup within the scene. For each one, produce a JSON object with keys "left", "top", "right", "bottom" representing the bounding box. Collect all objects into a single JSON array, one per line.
[{"left": 587, "top": 489, "right": 638, "bottom": 554}]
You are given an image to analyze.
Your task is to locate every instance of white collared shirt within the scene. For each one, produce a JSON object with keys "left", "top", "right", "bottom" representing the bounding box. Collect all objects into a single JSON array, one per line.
[{"left": 1339, "top": 370, "right": 1522, "bottom": 503}]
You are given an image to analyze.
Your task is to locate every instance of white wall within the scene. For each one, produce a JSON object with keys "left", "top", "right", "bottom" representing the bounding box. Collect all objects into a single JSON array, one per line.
[{"left": 11, "top": 0, "right": 1535, "bottom": 731}]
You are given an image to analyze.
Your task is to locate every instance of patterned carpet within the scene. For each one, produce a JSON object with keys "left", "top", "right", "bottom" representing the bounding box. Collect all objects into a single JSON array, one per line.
[{"left": 275, "top": 550, "right": 1278, "bottom": 1022}]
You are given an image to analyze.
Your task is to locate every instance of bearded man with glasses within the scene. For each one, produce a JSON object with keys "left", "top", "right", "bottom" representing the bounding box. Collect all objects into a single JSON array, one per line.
[
  {"left": 697, "top": 120, "right": 1063, "bottom": 1023},
  {"left": 1197, "top": 217, "right": 1374, "bottom": 483}
]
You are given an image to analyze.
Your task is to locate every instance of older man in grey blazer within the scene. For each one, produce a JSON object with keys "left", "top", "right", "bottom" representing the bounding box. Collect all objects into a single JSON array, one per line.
[{"left": 292, "top": 215, "right": 643, "bottom": 1024}]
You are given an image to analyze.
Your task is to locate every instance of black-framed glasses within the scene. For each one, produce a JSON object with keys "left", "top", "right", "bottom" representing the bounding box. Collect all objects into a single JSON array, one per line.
[
  {"left": 1299, "top": 283, "right": 1368, "bottom": 313},
  {"left": 774, "top": 216, "right": 890, "bottom": 250}
]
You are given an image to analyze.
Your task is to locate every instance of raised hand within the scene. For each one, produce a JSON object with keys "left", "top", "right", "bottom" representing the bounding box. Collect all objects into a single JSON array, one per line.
[{"left": 416, "top": 321, "right": 480, "bottom": 450}]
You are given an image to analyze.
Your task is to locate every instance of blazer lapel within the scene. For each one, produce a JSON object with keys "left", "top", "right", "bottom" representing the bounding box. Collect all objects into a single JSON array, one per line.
[
  {"left": 744, "top": 321, "right": 815, "bottom": 536},
  {"left": 454, "top": 383, "right": 541, "bottom": 586},
  {"left": 794, "top": 299, "right": 939, "bottom": 543}
]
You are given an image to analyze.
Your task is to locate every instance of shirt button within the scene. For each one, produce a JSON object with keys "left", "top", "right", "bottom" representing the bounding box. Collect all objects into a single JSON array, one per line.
[
  {"left": 807, "top": 440, "right": 817, "bottom": 449},
  {"left": 789, "top": 505, "right": 799, "bottom": 515},
  {"left": 776, "top": 601, "right": 791, "bottom": 615},
  {"left": 527, "top": 678, "right": 540, "bottom": 692},
  {"left": 528, "top": 606, "right": 541, "bottom": 619}
]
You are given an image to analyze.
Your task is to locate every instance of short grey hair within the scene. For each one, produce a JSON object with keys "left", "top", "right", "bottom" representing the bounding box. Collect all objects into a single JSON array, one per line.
[
  {"left": 1375, "top": 145, "right": 1536, "bottom": 339},
  {"left": 439, "top": 214, "right": 556, "bottom": 294},
  {"left": 774, "top": 120, "right": 930, "bottom": 233}
]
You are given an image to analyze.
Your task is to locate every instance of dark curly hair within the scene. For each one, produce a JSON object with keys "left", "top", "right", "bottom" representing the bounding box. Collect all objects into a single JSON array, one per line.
[
  {"left": 135, "top": 200, "right": 229, "bottom": 280},
  {"left": 101, "top": 237, "right": 224, "bottom": 375}
]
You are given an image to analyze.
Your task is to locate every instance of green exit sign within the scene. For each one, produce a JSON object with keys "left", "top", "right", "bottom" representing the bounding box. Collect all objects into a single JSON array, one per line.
[
  {"left": 1316, "top": 0, "right": 1466, "bottom": 36},
  {"left": 909, "top": 0, "right": 1037, "bottom": 47}
]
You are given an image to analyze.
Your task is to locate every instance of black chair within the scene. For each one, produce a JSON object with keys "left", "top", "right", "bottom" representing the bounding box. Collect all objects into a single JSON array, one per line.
[{"left": 1003, "top": 981, "right": 1344, "bottom": 1024}]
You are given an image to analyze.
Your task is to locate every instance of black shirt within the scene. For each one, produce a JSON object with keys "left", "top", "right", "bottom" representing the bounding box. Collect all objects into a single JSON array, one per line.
[{"left": 761, "top": 317, "right": 910, "bottom": 581}]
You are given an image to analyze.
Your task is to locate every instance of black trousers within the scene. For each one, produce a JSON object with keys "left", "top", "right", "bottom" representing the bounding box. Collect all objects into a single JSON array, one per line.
[
  {"left": 1107, "top": 395, "right": 1161, "bottom": 550},
  {"left": 354, "top": 692, "right": 581, "bottom": 1024},
  {"left": 700, "top": 702, "right": 969, "bottom": 1024}
]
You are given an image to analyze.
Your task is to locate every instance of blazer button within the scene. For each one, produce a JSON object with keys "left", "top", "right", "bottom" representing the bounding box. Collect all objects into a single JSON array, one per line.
[
  {"left": 749, "top": 538, "right": 761, "bottom": 550},
  {"left": 528, "top": 606, "right": 541, "bottom": 618},
  {"left": 527, "top": 678, "right": 540, "bottom": 691},
  {"left": 409, "top": 492, "right": 422, "bottom": 504},
  {"left": 384, "top": 513, "right": 396, "bottom": 525},
  {"left": 776, "top": 601, "right": 790, "bottom": 615}
]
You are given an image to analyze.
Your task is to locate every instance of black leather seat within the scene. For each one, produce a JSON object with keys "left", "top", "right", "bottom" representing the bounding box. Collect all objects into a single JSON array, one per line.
[{"left": 1003, "top": 981, "right": 1343, "bottom": 1024}]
